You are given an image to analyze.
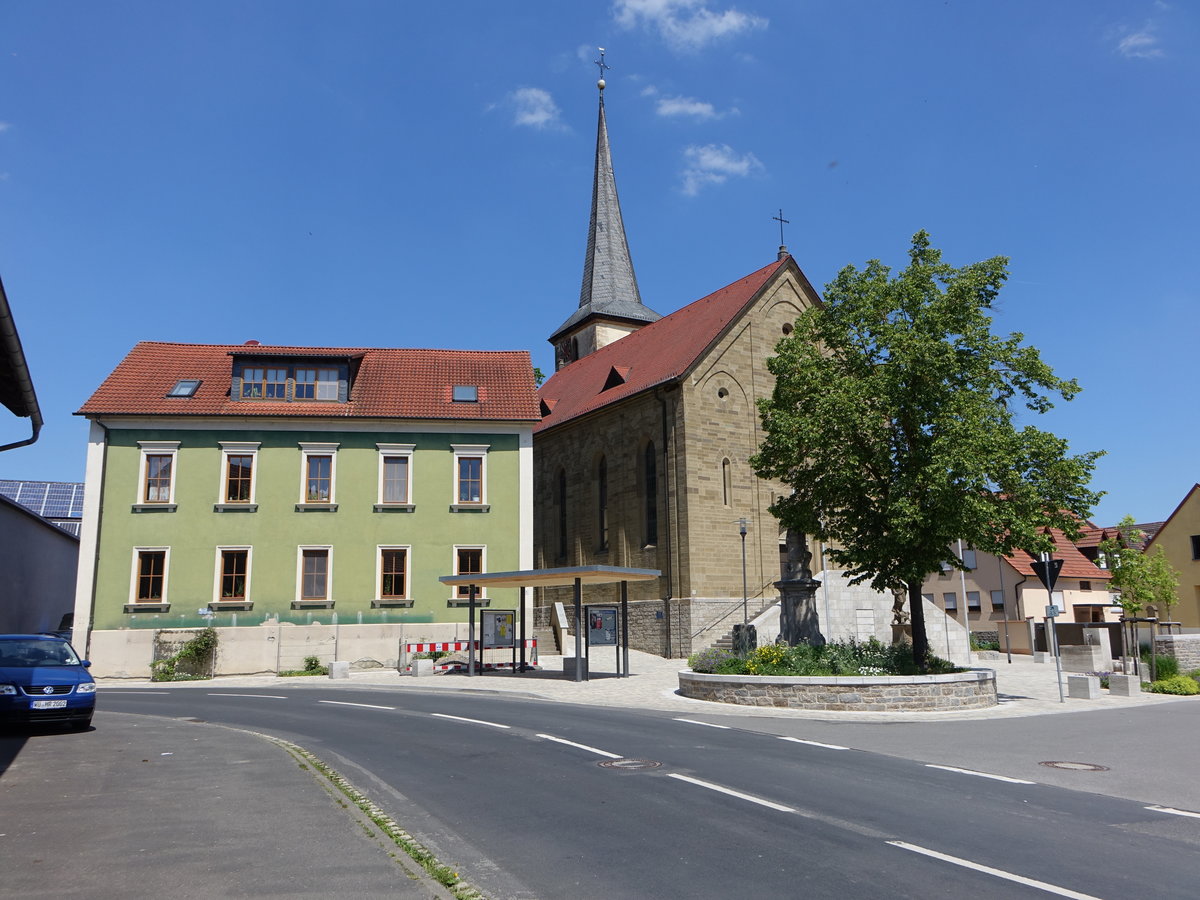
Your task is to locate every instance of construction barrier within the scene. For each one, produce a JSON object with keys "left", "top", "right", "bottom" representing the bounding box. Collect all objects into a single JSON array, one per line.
[{"left": 400, "top": 639, "right": 538, "bottom": 673}]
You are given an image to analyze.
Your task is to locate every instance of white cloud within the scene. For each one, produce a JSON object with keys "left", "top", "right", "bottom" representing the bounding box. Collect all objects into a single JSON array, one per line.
[
  {"left": 655, "top": 94, "right": 737, "bottom": 120},
  {"left": 614, "top": 0, "right": 767, "bottom": 52},
  {"left": 680, "top": 143, "right": 762, "bottom": 195},
  {"left": 510, "top": 88, "right": 565, "bottom": 130},
  {"left": 1117, "top": 28, "right": 1164, "bottom": 59}
]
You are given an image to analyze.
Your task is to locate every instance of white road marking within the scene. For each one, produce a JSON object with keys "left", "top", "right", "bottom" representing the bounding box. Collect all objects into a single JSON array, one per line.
[
  {"left": 668, "top": 773, "right": 796, "bottom": 813},
  {"left": 779, "top": 736, "right": 850, "bottom": 751},
  {"left": 431, "top": 712, "right": 509, "bottom": 729},
  {"left": 536, "top": 734, "right": 622, "bottom": 758},
  {"left": 318, "top": 700, "right": 396, "bottom": 711},
  {"left": 674, "top": 718, "right": 730, "bottom": 729},
  {"left": 925, "top": 764, "right": 1034, "bottom": 785},
  {"left": 1146, "top": 805, "right": 1200, "bottom": 819},
  {"left": 887, "top": 841, "right": 1103, "bottom": 899},
  {"left": 207, "top": 693, "right": 287, "bottom": 699},
  {"left": 102, "top": 690, "right": 170, "bottom": 693}
]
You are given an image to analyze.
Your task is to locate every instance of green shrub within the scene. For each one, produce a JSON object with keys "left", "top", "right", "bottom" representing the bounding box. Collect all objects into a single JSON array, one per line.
[
  {"left": 1152, "top": 656, "right": 1180, "bottom": 679},
  {"left": 278, "top": 655, "right": 330, "bottom": 677},
  {"left": 693, "top": 639, "right": 962, "bottom": 677},
  {"left": 1145, "top": 675, "right": 1200, "bottom": 696},
  {"left": 150, "top": 627, "right": 217, "bottom": 682}
]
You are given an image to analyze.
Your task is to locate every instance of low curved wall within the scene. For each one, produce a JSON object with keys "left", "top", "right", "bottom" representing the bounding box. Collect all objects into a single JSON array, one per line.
[{"left": 678, "top": 669, "right": 997, "bottom": 711}]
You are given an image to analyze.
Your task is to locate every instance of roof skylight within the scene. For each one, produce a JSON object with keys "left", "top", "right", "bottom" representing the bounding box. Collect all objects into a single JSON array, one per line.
[{"left": 166, "top": 379, "right": 201, "bottom": 398}]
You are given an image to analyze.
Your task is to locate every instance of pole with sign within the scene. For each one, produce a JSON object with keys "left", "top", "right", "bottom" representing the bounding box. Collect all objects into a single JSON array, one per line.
[{"left": 1031, "top": 552, "right": 1065, "bottom": 703}]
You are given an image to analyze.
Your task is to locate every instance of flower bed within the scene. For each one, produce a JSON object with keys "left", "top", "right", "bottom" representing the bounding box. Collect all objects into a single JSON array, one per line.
[{"left": 677, "top": 668, "right": 997, "bottom": 711}]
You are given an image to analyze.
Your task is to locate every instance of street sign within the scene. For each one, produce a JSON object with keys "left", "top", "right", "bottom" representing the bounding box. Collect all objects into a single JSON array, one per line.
[
  {"left": 1045, "top": 605, "right": 1060, "bottom": 618},
  {"left": 1030, "top": 557, "right": 1063, "bottom": 593}
]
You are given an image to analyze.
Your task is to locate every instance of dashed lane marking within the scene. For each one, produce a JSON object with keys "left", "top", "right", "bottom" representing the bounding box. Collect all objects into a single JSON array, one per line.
[
  {"left": 887, "top": 841, "right": 1103, "bottom": 899},
  {"left": 431, "top": 712, "right": 509, "bottom": 729},
  {"left": 1146, "top": 805, "right": 1200, "bottom": 819},
  {"left": 925, "top": 764, "right": 1035, "bottom": 785},
  {"left": 779, "top": 736, "right": 850, "bottom": 751},
  {"left": 667, "top": 773, "right": 797, "bottom": 813},
  {"left": 674, "top": 718, "right": 731, "bottom": 729},
  {"left": 536, "top": 734, "right": 622, "bottom": 758},
  {"left": 318, "top": 700, "right": 397, "bottom": 711},
  {"left": 207, "top": 693, "right": 287, "bottom": 699}
]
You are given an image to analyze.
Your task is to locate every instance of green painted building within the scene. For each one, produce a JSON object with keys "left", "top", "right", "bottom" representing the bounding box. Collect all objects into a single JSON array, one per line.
[{"left": 73, "top": 341, "right": 538, "bottom": 676}]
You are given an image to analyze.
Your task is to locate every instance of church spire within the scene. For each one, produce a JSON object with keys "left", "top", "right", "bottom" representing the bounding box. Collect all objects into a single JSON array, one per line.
[{"left": 550, "top": 50, "right": 660, "bottom": 369}]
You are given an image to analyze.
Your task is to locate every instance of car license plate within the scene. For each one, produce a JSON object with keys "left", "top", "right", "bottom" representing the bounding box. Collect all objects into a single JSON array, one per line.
[{"left": 31, "top": 699, "right": 68, "bottom": 709}]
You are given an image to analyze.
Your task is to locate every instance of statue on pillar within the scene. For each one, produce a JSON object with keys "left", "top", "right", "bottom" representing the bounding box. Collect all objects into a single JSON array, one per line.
[{"left": 775, "top": 529, "right": 825, "bottom": 647}]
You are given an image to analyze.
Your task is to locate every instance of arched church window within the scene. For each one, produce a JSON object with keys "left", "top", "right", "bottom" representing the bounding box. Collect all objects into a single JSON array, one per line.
[
  {"left": 597, "top": 456, "right": 609, "bottom": 551},
  {"left": 557, "top": 468, "right": 568, "bottom": 560},
  {"left": 644, "top": 442, "right": 657, "bottom": 547},
  {"left": 722, "top": 458, "right": 732, "bottom": 507}
]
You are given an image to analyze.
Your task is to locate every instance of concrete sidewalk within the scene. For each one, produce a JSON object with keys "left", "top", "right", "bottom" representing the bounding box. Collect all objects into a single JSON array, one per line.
[
  {"left": 102, "top": 649, "right": 1185, "bottom": 723},
  {"left": 0, "top": 714, "right": 454, "bottom": 899}
]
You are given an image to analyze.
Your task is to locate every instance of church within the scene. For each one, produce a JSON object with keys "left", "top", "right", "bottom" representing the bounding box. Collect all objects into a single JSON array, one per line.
[{"left": 533, "top": 73, "right": 829, "bottom": 658}]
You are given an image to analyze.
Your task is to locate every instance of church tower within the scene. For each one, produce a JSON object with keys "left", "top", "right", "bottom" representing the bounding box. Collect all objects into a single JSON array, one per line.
[{"left": 549, "top": 52, "right": 660, "bottom": 371}]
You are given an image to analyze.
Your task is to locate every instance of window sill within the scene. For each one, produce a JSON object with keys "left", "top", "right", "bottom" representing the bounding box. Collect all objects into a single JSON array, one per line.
[
  {"left": 373, "top": 503, "right": 416, "bottom": 513},
  {"left": 210, "top": 601, "right": 253, "bottom": 611},
  {"left": 132, "top": 504, "right": 177, "bottom": 513},
  {"left": 449, "top": 503, "right": 491, "bottom": 513},
  {"left": 447, "top": 598, "right": 491, "bottom": 607},
  {"left": 124, "top": 602, "right": 170, "bottom": 613},
  {"left": 214, "top": 503, "right": 258, "bottom": 513},
  {"left": 295, "top": 503, "right": 338, "bottom": 512},
  {"left": 291, "top": 599, "right": 334, "bottom": 609},
  {"left": 372, "top": 598, "right": 415, "bottom": 608}
]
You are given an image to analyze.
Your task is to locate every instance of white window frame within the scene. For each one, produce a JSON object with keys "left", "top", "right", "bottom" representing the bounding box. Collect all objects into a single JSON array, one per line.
[
  {"left": 295, "top": 545, "right": 334, "bottom": 607},
  {"left": 451, "top": 443, "right": 489, "bottom": 511},
  {"left": 298, "top": 442, "right": 339, "bottom": 508},
  {"left": 217, "top": 441, "right": 260, "bottom": 509},
  {"left": 943, "top": 591, "right": 958, "bottom": 612},
  {"left": 451, "top": 544, "right": 487, "bottom": 604},
  {"left": 375, "top": 544, "right": 413, "bottom": 607},
  {"left": 136, "top": 441, "right": 180, "bottom": 508},
  {"left": 128, "top": 546, "right": 171, "bottom": 608},
  {"left": 376, "top": 443, "right": 415, "bottom": 510},
  {"left": 212, "top": 545, "right": 253, "bottom": 607}
]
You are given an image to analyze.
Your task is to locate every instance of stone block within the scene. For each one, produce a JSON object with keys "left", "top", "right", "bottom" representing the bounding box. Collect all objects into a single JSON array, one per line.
[
  {"left": 1059, "top": 644, "right": 1108, "bottom": 673},
  {"left": 1107, "top": 674, "right": 1141, "bottom": 697},
  {"left": 328, "top": 660, "right": 350, "bottom": 679},
  {"left": 411, "top": 658, "right": 434, "bottom": 677},
  {"left": 1033, "top": 651, "right": 1047, "bottom": 663},
  {"left": 1067, "top": 674, "right": 1101, "bottom": 699}
]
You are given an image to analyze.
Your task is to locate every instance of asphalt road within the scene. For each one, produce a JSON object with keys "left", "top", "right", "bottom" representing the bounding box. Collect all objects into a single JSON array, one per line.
[{"left": 100, "top": 687, "right": 1200, "bottom": 900}]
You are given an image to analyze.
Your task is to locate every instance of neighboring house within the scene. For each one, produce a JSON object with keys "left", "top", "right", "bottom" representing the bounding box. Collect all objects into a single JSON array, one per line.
[
  {"left": 73, "top": 341, "right": 539, "bottom": 676},
  {"left": 0, "top": 492, "right": 79, "bottom": 634},
  {"left": 920, "top": 530, "right": 1115, "bottom": 643},
  {"left": 1144, "top": 484, "right": 1200, "bottom": 629},
  {"left": 0, "top": 480, "right": 85, "bottom": 536}
]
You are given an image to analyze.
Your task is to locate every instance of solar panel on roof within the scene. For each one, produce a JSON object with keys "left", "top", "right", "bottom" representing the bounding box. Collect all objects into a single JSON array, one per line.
[{"left": 0, "top": 480, "right": 85, "bottom": 519}]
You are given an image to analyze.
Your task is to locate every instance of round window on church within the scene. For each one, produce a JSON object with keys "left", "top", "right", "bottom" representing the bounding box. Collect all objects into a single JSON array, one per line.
[
  {"left": 717, "top": 387, "right": 729, "bottom": 401},
  {"left": 781, "top": 322, "right": 794, "bottom": 336}
]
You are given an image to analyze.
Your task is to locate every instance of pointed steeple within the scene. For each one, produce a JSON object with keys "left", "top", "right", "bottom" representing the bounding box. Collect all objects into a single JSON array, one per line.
[{"left": 550, "top": 55, "right": 660, "bottom": 369}]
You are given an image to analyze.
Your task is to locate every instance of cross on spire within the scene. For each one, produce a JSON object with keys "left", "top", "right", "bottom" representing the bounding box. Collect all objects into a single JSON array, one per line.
[
  {"left": 772, "top": 208, "right": 790, "bottom": 245},
  {"left": 595, "top": 47, "right": 610, "bottom": 90}
]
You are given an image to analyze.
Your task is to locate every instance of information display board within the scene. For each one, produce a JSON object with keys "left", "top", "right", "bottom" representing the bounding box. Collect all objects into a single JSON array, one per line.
[
  {"left": 587, "top": 606, "right": 618, "bottom": 647},
  {"left": 482, "top": 610, "right": 516, "bottom": 648}
]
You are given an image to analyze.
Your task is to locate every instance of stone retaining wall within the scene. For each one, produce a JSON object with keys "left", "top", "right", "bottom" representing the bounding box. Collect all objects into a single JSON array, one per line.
[
  {"left": 1155, "top": 634, "right": 1200, "bottom": 671},
  {"left": 678, "top": 669, "right": 997, "bottom": 711}
]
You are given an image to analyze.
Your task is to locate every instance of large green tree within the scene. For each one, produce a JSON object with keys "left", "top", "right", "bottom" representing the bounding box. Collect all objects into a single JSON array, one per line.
[{"left": 752, "top": 232, "right": 1103, "bottom": 667}]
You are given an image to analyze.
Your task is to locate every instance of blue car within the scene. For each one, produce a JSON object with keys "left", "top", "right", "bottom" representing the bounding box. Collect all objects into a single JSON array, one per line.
[{"left": 0, "top": 634, "right": 96, "bottom": 730}]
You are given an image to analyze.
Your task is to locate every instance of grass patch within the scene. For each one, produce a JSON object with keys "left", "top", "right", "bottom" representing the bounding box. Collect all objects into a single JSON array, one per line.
[{"left": 278, "top": 655, "right": 329, "bottom": 677}]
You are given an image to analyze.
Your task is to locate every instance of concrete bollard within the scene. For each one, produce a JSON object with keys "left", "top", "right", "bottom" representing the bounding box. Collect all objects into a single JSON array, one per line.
[
  {"left": 1033, "top": 651, "right": 1047, "bottom": 664},
  {"left": 1067, "top": 674, "right": 1100, "bottom": 699},
  {"left": 412, "top": 658, "right": 434, "bottom": 677},
  {"left": 1107, "top": 673, "right": 1141, "bottom": 697},
  {"left": 328, "top": 660, "right": 350, "bottom": 679}
]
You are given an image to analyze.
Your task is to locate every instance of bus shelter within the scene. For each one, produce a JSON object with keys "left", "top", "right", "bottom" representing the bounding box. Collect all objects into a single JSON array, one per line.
[{"left": 438, "top": 565, "right": 660, "bottom": 682}]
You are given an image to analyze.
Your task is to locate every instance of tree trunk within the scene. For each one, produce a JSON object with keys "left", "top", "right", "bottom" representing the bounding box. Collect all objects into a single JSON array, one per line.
[{"left": 908, "top": 581, "right": 929, "bottom": 671}]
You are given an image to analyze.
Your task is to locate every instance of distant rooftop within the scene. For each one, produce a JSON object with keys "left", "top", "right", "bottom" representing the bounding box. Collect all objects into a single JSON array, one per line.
[{"left": 0, "top": 480, "right": 84, "bottom": 536}]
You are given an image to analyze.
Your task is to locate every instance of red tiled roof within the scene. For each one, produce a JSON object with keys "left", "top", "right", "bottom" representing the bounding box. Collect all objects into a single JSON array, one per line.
[
  {"left": 537, "top": 256, "right": 792, "bottom": 432},
  {"left": 1006, "top": 529, "right": 1112, "bottom": 582},
  {"left": 77, "top": 342, "right": 540, "bottom": 422}
]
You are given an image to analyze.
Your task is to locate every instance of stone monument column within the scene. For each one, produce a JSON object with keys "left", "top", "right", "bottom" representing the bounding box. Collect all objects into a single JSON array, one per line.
[{"left": 775, "top": 529, "right": 825, "bottom": 647}]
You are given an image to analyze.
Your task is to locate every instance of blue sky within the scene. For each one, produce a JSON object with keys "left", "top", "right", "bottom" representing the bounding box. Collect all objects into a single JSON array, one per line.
[{"left": 1, "top": 1, "right": 1195, "bottom": 526}]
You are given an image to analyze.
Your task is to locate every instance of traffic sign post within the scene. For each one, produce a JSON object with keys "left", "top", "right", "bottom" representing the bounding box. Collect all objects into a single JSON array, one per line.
[{"left": 1035, "top": 553, "right": 1065, "bottom": 703}]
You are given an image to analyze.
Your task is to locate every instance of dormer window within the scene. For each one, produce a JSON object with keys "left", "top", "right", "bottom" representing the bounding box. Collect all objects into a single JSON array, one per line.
[
  {"left": 166, "top": 379, "right": 201, "bottom": 398},
  {"left": 452, "top": 385, "right": 478, "bottom": 402},
  {"left": 231, "top": 356, "right": 350, "bottom": 404}
]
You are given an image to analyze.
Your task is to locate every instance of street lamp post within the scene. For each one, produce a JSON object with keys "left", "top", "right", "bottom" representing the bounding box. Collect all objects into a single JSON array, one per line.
[{"left": 738, "top": 518, "right": 749, "bottom": 624}]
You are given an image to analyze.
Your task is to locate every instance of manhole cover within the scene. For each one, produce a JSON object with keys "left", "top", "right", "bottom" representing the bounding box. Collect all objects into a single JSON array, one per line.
[
  {"left": 1039, "top": 761, "right": 1110, "bottom": 772},
  {"left": 598, "top": 758, "right": 661, "bottom": 771}
]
